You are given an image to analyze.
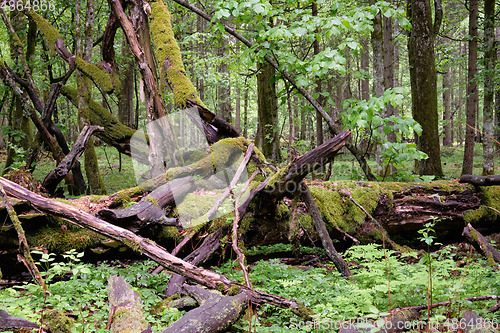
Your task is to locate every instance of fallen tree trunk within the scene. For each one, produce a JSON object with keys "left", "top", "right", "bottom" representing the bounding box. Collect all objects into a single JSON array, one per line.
[
  {"left": 0, "top": 310, "right": 39, "bottom": 331},
  {"left": 98, "top": 177, "right": 194, "bottom": 231},
  {"left": 42, "top": 125, "right": 104, "bottom": 194},
  {"left": 463, "top": 223, "right": 500, "bottom": 264},
  {"left": 459, "top": 174, "right": 500, "bottom": 186},
  {"left": 0, "top": 177, "right": 310, "bottom": 317},
  {"left": 163, "top": 284, "right": 248, "bottom": 333}
]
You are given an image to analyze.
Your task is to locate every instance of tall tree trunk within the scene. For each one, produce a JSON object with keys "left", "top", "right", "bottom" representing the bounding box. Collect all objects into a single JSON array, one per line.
[
  {"left": 243, "top": 86, "right": 248, "bottom": 138},
  {"left": 407, "top": 0, "right": 444, "bottom": 177},
  {"left": 118, "top": 40, "right": 135, "bottom": 128},
  {"left": 462, "top": 0, "right": 478, "bottom": 175},
  {"left": 482, "top": 0, "right": 496, "bottom": 175},
  {"left": 257, "top": 62, "right": 280, "bottom": 162},
  {"left": 77, "top": 0, "right": 106, "bottom": 195},
  {"left": 442, "top": 59, "right": 452, "bottom": 146},
  {"left": 383, "top": 14, "right": 395, "bottom": 144}
]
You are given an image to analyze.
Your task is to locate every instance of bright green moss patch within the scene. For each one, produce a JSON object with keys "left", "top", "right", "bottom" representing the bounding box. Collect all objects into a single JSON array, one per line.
[
  {"left": 61, "top": 86, "right": 136, "bottom": 145},
  {"left": 43, "top": 309, "right": 75, "bottom": 333},
  {"left": 74, "top": 56, "right": 119, "bottom": 93},
  {"left": 28, "top": 223, "right": 104, "bottom": 253},
  {"left": 464, "top": 186, "right": 500, "bottom": 224},
  {"left": 25, "top": 10, "right": 61, "bottom": 55},
  {"left": 310, "top": 181, "right": 406, "bottom": 234},
  {"left": 150, "top": 0, "right": 203, "bottom": 107}
]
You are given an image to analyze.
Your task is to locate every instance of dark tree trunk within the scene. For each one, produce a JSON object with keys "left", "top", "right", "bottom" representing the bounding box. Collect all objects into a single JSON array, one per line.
[
  {"left": 407, "top": 0, "right": 443, "bottom": 177},
  {"left": 118, "top": 40, "right": 135, "bottom": 128},
  {"left": 462, "top": 0, "right": 478, "bottom": 175},
  {"left": 257, "top": 62, "right": 280, "bottom": 162},
  {"left": 482, "top": 0, "right": 496, "bottom": 175},
  {"left": 442, "top": 60, "right": 452, "bottom": 146}
]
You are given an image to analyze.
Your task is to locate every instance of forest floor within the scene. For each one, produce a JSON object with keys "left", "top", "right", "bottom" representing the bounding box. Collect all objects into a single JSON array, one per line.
[{"left": 0, "top": 144, "right": 499, "bottom": 332}]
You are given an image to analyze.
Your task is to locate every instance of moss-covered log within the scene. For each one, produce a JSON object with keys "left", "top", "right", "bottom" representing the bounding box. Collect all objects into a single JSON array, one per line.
[
  {"left": 98, "top": 177, "right": 193, "bottom": 231},
  {"left": 463, "top": 223, "right": 500, "bottom": 265}
]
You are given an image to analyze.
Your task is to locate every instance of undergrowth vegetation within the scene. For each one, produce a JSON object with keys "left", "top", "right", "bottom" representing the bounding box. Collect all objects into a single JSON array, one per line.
[{"left": 0, "top": 244, "right": 498, "bottom": 332}]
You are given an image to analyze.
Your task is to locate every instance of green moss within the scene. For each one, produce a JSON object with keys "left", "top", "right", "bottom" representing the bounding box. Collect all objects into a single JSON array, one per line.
[
  {"left": 295, "top": 213, "right": 314, "bottom": 231},
  {"left": 28, "top": 223, "right": 104, "bottom": 253},
  {"left": 463, "top": 187, "right": 500, "bottom": 224},
  {"left": 43, "top": 309, "right": 75, "bottom": 333},
  {"left": 310, "top": 181, "right": 405, "bottom": 234},
  {"left": 151, "top": 295, "right": 181, "bottom": 315},
  {"left": 276, "top": 202, "right": 289, "bottom": 219},
  {"left": 61, "top": 86, "right": 136, "bottom": 146},
  {"left": 145, "top": 196, "right": 159, "bottom": 207},
  {"left": 150, "top": 0, "right": 203, "bottom": 108},
  {"left": 227, "top": 284, "right": 240, "bottom": 296},
  {"left": 25, "top": 10, "right": 61, "bottom": 55},
  {"left": 158, "top": 226, "right": 181, "bottom": 241},
  {"left": 74, "top": 57, "right": 119, "bottom": 93},
  {"left": 122, "top": 239, "right": 143, "bottom": 253}
]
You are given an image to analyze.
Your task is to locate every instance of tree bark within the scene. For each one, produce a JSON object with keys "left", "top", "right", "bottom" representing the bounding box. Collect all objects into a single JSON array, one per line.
[
  {"left": 301, "top": 182, "right": 352, "bottom": 278},
  {"left": 462, "top": 0, "right": 478, "bottom": 175},
  {"left": 257, "top": 62, "right": 280, "bottom": 162},
  {"left": 462, "top": 223, "right": 500, "bottom": 264},
  {"left": 482, "top": 0, "right": 496, "bottom": 175},
  {"left": 407, "top": 0, "right": 443, "bottom": 177}
]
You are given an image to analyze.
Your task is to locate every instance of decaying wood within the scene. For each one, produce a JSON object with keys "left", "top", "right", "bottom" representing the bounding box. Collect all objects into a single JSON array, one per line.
[
  {"left": 373, "top": 185, "right": 482, "bottom": 239},
  {"left": 163, "top": 284, "right": 247, "bottom": 333},
  {"left": 0, "top": 310, "right": 39, "bottom": 331},
  {"left": 0, "top": 177, "right": 309, "bottom": 316},
  {"left": 459, "top": 174, "right": 500, "bottom": 186},
  {"left": 43, "top": 125, "right": 104, "bottom": 194},
  {"left": 98, "top": 177, "right": 194, "bottom": 231},
  {"left": 301, "top": 182, "right": 352, "bottom": 278},
  {"left": 462, "top": 223, "right": 500, "bottom": 264},
  {"left": 107, "top": 275, "right": 150, "bottom": 333},
  {"left": 268, "top": 130, "right": 351, "bottom": 198}
]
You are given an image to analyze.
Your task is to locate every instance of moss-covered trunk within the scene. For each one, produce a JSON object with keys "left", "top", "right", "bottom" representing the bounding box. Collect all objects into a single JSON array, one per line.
[
  {"left": 407, "top": 0, "right": 443, "bottom": 177},
  {"left": 77, "top": 0, "right": 106, "bottom": 195}
]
